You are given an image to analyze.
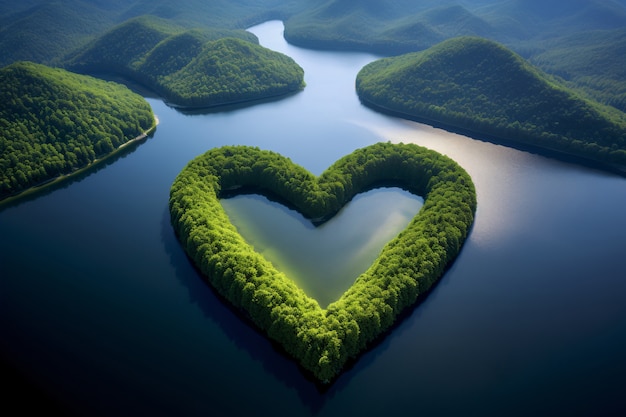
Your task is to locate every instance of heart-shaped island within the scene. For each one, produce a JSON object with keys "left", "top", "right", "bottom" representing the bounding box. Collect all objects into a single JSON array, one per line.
[{"left": 169, "top": 142, "right": 476, "bottom": 383}]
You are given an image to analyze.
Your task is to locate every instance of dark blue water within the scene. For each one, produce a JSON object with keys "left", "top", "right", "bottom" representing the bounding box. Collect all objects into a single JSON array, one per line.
[{"left": 1, "top": 21, "right": 625, "bottom": 416}]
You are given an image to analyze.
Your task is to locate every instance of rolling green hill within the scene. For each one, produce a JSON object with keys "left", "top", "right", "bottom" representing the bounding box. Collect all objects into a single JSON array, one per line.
[
  {"left": 136, "top": 29, "right": 211, "bottom": 78},
  {"left": 0, "top": 0, "right": 309, "bottom": 67},
  {"left": 154, "top": 37, "right": 305, "bottom": 107},
  {"left": 0, "top": 61, "right": 155, "bottom": 200},
  {"left": 356, "top": 37, "right": 626, "bottom": 169},
  {"left": 0, "top": 0, "right": 118, "bottom": 67},
  {"left": 283, "top": 2, "right": 494, "bottom": 54},
  {"left": 283, "top": 2, "right": 387, "bottom": 52},
  {"left": 114, "top": 0, "right": 305, "bottom": 28},
  {"left": 65, "top": 15, "right": 183, "bottom": 74},
  {"left": 65, "top": 15, "right": 305, "bottom": 108},
  {"left": 2, "top": 1, "right": 625, "bottom": 113},
  {"left": 281, "top": 0, "right": 626, "bottom": 111},
  {"left": 529, "top": 28, "right": 626, "bottom": 113},
  {"left": 476, "top": 0, "right": 626, "bottom": 39}
]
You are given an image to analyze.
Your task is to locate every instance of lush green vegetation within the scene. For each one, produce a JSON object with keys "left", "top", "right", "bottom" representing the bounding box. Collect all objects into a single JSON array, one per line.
[
  {"left": 169, "top": 142, "right": 476, "bottom": 382},
  {"left": 283, "top": 3, "right": 495, "bottom": 54},
  {"left": 0, "top": 0, "right": 120, "bottom": 67},
  {"left": 64, "top": 15, "right": 188, "bottom": 73},
  {"left": 0, "top": 0, "right": 308, "bottom": 67},
  {"left": 476, "top": 0, "right": 626, "bottom": 39},
  {"left": 65, "top": 15, "right": 305, "bottom": 108},
  {"left": 3, "top": 1, "right": 626, "bottom": 114},
  {"left": 282, "top": 0, "right": 626, "bottom": 111},
  {"left": 529, "top": 28, "right": 626, "bottom": 113},
  {"left": 0, "top": 61, "right": 155, "bottom": 200},
  {"left": 356, "top": 37, "right": 626, "bottom": 169},
  {"left": 147, "top": 37, "right": 305, "bottom": 107}
]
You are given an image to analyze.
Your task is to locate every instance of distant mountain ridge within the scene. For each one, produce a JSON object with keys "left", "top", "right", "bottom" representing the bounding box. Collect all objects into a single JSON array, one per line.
[
  {"left": 529, "top": 28, "right": 626, "bottom": 113},
  {"left": 4, "top": 0, "right": 626, "bottom": 61},
  {"left": 2, "top": 0, "right": 625, "bottom": 112},
  {"left": 283, "top": 3, "right": 495, "bottom": 54},
  {"left": 0, "top": 0, "right": 307, "bottom": 67},
  {"left": 0, "top": 0, "right": 118, "bottom": 66}
]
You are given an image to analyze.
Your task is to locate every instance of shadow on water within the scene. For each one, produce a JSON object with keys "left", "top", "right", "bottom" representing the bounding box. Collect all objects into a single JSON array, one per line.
[
  {"left": 159, "top": 206, "right": 329, "bottom": 413},
  {"left": 169, "top": 90, "right": 303, "bottom": 116},
  {"left": 159, "top": 202, "right": 464, "bottom": 414},
  {"left": 92, "top": 71, "right": 303, "bottom": 117}
]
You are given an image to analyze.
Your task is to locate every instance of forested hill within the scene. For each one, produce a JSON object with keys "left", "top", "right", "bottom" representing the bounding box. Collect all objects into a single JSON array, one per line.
[
  {"left": 0, "top": 61, "right": 155, "bottom": 200},
  {"left": 356, "top": 37, "right": 626, "bottom": 169},
  {"left": 3, "top": 1, "right": 625, "bottom": 114},
  {"left": 284, "top": 2, "right": 496, "bottom": 54},
  {"left": 0, "top": 0, "right": 308, "bottom": 67},
  {"left": 0, "top": 0, "right": 122, "bottom": 67},
  {"left": 528, "top": 27, "right": 626, "bottom": 114},
  {"left": 65, "top": 16, "right": 305, "bottom": 108}
]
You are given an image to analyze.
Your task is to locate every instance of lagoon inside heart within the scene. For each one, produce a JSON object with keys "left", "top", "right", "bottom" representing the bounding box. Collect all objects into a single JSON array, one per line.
[{"left": 221, "top": 187, "right": 423, "bottom": 307}]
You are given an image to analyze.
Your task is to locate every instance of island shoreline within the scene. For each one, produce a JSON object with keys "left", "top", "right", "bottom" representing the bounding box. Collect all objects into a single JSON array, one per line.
[
  {"left": 359, "top": 97, "right": 626, "bottom": 177},
  {"left": 0, "top": 116, "right": 159, "bottom": 207}
]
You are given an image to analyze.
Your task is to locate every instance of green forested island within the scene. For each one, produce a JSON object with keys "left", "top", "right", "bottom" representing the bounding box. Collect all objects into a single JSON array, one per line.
[
  {"left": 0, "top": 61, "right": 155, "bottom": 200},
  {"left": 3, "top": 0, "right": 626, "bottom": 378},
  {"left": 356, "top": 37, "right": 626, "bottom": 169},
  {"left": 65, "top": 16, "right": 305, "bottom": 108},
  {"left": 169, "top": 143, "right": 476, "bottom": 382}
]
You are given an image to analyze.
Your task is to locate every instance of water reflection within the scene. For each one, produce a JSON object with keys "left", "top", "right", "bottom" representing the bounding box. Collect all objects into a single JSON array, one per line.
[{"left": 221, "top": 188, "right": 423, "bottom": 307}]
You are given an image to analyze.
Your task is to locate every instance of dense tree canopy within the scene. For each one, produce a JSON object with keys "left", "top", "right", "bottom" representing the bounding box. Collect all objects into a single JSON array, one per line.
[
  {"left": 3, "top": 1, "right": 625, "bottom": 117},
  {"left": 65, "top": 15, "right": 305, "bottom": 108},
  {"left": 283, "top": 2, "right": 496, "bottom": 54},
  {"left": 0, "top": 61, "right": 155, "bottom": 200},
  {"left": 156, "top": 37, "right": 305, "bottom": 107},
  {"left": 356, "top": 37, "right": 626, "bottom": 169},
  {"left": 169, "top": 142, "right": 476, "bottom": 382},
  {"left": 529, "top": 27, "right": 626, "bottom": 113}
]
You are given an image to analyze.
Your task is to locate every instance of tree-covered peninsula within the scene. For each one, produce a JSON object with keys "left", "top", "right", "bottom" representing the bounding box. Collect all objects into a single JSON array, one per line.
[
  {"left": 65, "top": 16, "right": 305, "bottom": 108},
  {"left": 0, "top": 61, "right": 155, "bottom": 200},
  {"left": 169, "top": 143, "right": 476, "bottom": 383},
  {"left": 356, "top": 37, "right": 626, "bottom": 170}
]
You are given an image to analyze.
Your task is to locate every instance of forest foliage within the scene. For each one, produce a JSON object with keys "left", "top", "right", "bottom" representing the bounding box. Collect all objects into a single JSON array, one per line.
[
  {"left": 356, "top": 37, "right": 626, "bottom": 168},
  {"left": 0, "top": 61, "right": 155, "bottom": 200},
  {"left": 0, "top": 0, "right": 121, "bottom": 67},
  {"left": 169, "top": 142, "right": 476, "bottom": 382},
  {"left": 529, "top": 27, "right": 626, "bottom": 113},
  {"left": 0, "top": 0, "right": 306, "bottom": 67},
  {"left": 65, "top": 15, "right": 305, "bottom": 108},
  {"left": 3, "top": 1, "right": 625, "bottom": 114},
  {"left": 283, "top": 2, "right": 496, "bottom": 54}
]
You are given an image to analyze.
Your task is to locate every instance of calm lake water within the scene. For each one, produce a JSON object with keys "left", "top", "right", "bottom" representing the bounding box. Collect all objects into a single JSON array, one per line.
[
  {"left": 1, "top": 21, "right": 626, "bottom": 416},
  {"left": 222, "top": 190, "right": 423, "bottom": 308}
]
